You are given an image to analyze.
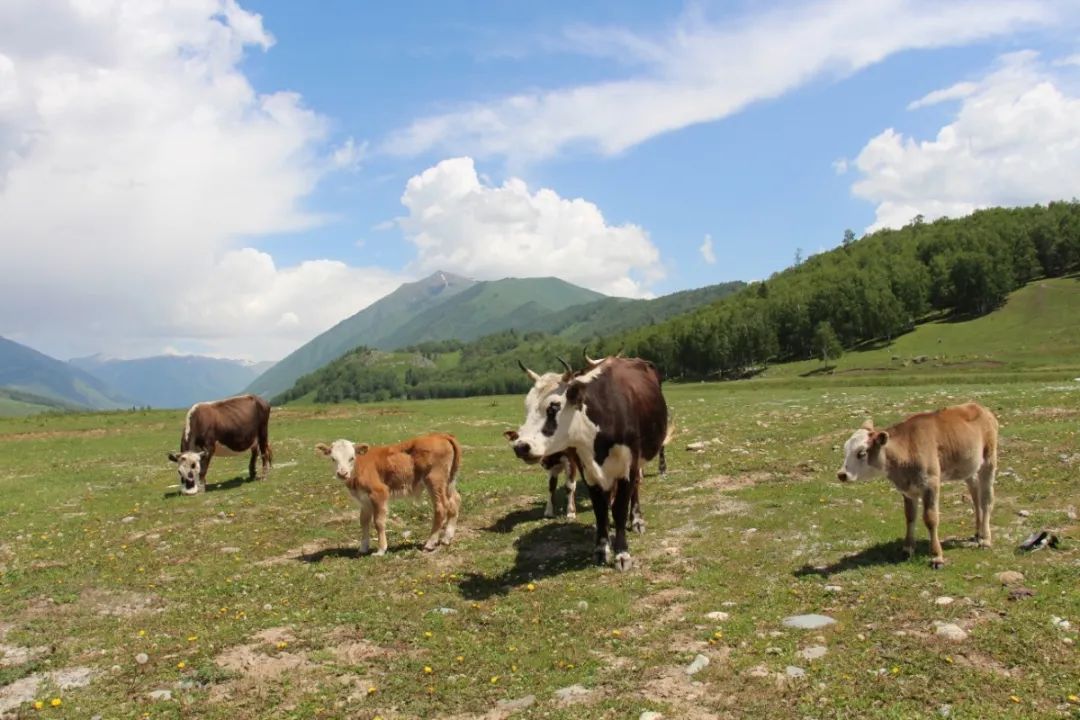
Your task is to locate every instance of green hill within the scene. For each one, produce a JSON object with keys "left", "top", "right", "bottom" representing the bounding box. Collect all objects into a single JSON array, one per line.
[
  {"left": 521, "top": 280, "right": 746, "bottom": 341},
  {"left": 246, "top": 271, "right": 477, "bottom": 399},
  {"left": 0, "top": 387, "right": 85, "bottom": 416},
  {"left": 765, "top": 276, "right": 1080, "bottom": 380},
  {"left": 377, "top": 276, "right": 604, "bottom": 349},
  {"left": 0, "top": 336, "right": 133, "bottom": 412}
]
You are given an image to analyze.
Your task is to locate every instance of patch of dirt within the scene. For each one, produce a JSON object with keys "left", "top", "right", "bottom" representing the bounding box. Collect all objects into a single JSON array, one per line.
[
  {"left": 323, "top": 511, "right": 360, "bottom": 527},
  {"left": 696, "top": 471, "right": 773, "bottom": 491},
  {"left": 256, "top": 538, "right": 338, "bottom": 567},
  {"left": 639, "top": 658, "right": 728, "bottom": 720},
  {"left": 952, "top": 651, "right": 1017, "bottom": 678},
  {"left": 0, "top": 667, "right": 95, "bottom": 716},
  {"left": 209, "top": 627, "right": 319, "bottom": 704},
  {"left": 325, "top": 627, "right": 392, "bottom": 665},
  {"left": 83, "top": 589, "right": 163, "bottom": 617},
  {"left": 0, "top": 642, "right": 50, "bottom": 667}
]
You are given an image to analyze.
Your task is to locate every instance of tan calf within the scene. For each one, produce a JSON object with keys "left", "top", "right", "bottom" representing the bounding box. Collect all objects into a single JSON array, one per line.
[
  {"left": 316, "top": 434, "right": 462, "bottom": 556},
  {"left": 837, "top": 402, "right": 998, "bottom": 568}
]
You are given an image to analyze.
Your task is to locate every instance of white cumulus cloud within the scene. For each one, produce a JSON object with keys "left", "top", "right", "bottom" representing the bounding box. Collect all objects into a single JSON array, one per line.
[
  {"left": 699, "top": 234, "right": 716, "bottom": 265},
  {"left": 0, "top": 0, "right": 396, "bottom": 360},
  {"left": 853, "top": 51, "right": 1080, "bottom": 230},
  {"left": 398, "top": 157, "right": 662, "bottom": 298},
  {"left": 383, "top": 0, "right": 1056, "bottom": 165}
]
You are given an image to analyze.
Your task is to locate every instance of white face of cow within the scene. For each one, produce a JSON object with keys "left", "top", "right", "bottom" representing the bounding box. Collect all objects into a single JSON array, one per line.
[
  {"left": 836, "top": 424, "right": 888, "bottom": 482},
  {"left": 168, "top": 451, "right": 205, "bottom": 495},
  {"left": 512, "top": 371, "right": 578, "bottom": 463},
  {"left": 316, "top": 439, "right": 368, "bottom": 481}
]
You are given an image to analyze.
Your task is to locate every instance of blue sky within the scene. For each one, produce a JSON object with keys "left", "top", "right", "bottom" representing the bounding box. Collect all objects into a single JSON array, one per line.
[{"left": 1, "top": 1, "right": 1078, "bottom": 359}]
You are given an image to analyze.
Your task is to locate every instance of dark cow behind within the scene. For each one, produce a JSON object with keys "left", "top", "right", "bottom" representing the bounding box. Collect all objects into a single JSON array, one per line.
[
  {"left": 512, "top": 356, "right": 669, "bottom": 570},
  {"left": 167, "top": 394, "right": 272, "bottom": 494},
  {"left": 504, "top": 430, "right": 583, "bottom": 519}
]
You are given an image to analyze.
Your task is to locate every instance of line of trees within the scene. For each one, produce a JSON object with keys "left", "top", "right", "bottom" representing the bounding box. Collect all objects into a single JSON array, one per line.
[{"left": 601, "top": 202, "right": 1079, "bottom": 379}]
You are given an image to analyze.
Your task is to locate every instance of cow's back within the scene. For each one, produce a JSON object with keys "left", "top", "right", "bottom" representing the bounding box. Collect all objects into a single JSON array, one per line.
[
  {"left": 890, "top": 402, "right": 997, "bottom": 479},
  {"left": 183, "top": 394, "right": 269, "bottom": 451}
]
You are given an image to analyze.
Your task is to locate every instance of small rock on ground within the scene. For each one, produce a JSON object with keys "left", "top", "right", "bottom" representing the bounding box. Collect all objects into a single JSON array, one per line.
[
  {"left": 824, "top": 585, "right": 842, "bottom": 593},
  {"left": 745, "top": 665, "right": 771, "bottom": 679},
  {"left": 685, "top": 654, "right": 710, "bottom": 675},
  {"left": 135, "top": 653, "right": 149, "bottom": 665},
  {"left": 935, "top": 623, "right": 968, "bottom": 641},
  {"left": 785, "top": 666, "right": 807, "bottom": 678},
  {"left": 640, "top": 713, "right": 663, "bottom": 720},
  {"left": 220, "top": 547, "right": 241, "bottom": 554},
  {"left": 996, "top": 570, "right": 1025, "bottom": 586},
  {"left": 705, "top": 611, "right": 729, "bottom": 621},
  {"left": 148, "top": 690, "right": 172, "bottom": 701},
  {"left": 497, "top": 695, "right": 535, "bottom": 711},
  {"left": 935, "top": 596, "right": 954, "bottom": 606},
  {"left": 553, "top": 685, "right": 591, "bottom": 702},
  {"left": 782, "top": 614, "right": 836, "bottom": 630},
  {"left": 798, "top": 645, "right": 828, "bottom": 661}
]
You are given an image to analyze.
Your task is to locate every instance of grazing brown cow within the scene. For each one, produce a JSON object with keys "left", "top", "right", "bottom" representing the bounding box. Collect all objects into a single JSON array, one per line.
[
  {"left": 836, "top": 402, "right": 999, "bottom": 568},
  {"left": 503, "top": 430, "right": 581, "bottom": 519},
  {"left": 167, "top": 394, "right": 272, "bottom": 495},
  {"left": 316, "top": 434, "right": 462, "bottom": 555}
]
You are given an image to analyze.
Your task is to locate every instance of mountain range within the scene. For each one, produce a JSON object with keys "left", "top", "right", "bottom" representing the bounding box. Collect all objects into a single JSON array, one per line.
[{"left": 0, "top": 336, "right": 133, "bottom": 411}]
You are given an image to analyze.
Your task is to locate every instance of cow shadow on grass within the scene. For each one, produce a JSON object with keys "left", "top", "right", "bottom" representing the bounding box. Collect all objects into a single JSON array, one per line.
[
  {"left": 794, "top": 539, "right": 929, "bottom": 577},
  {"left": 458, "top": 520, "right": 596, "bottom": 600},
  {"left": 481, "top": 495, "right": 595, "bottom": 534},
  {"left": 162, "top": 474, "right": 258, "bottom": 499},
  {"left": 297, "top": 542, "right": 419, "bottom": 563}
]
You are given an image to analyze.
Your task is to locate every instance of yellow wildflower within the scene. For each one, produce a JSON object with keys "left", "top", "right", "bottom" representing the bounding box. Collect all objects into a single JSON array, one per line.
[
  {"left": 490, "top": 676, "right": 500, "bottom": 684},
  {"left": 611, "top": 630, "right": 622, "bottom": 637},
  {"left": 177, "top": 661, "right": 186, "bottom": 670},
  {"left": 424, "top": 631, "right": 433, "bottom": 638},
  {"left": 1009, "top": 695, "right": 1021, "bottom": 704},
  {"left": 50, "top": 699, "right": 62, "bottom": 708},
  {"left": 367, "top": 686, "right": 377, "bottom": 695},
  {"left": 423, "top": 666, "right": 433, "bottom": 674},
  {"left": 526, "top": 583, "right": 536, "bottom": 591},
  {"left": 33, "top": 700, "right": 44, "bottom": 710}
]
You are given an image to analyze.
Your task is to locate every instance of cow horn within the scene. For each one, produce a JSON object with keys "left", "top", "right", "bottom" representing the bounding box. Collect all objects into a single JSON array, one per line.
[
  {"left": 517, "top": 359, "right": 540, "bottom": 382},
  {"left": 556, "top": 356, "right": 573, "bottom": 375},
  {"left": 583, "top": 348, "right": 599, "bottom": 366}
]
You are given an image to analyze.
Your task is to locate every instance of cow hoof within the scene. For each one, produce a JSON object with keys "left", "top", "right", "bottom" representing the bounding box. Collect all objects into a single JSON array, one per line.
[
  {"left": 977, "top": 539, "right": 992, "bottom": 549},
  {"left": 565, "top": 511, "right": 576, "bottom": 520},
  {"left": 614, "top": 552, "right": 633, "bottom": 572},
  {"left": 373, "top": 548, "right": 387, "bottom": 557},
  {"left": 631, "top": 518, "right": 646, "bottom": 534},
  {"left": 930, "top": 557, "right": 945, "bottom": 569}
]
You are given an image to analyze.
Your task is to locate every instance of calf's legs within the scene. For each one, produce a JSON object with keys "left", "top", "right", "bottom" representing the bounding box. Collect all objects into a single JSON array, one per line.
[
  {"left": 923, "top": 482, "right": 944, "bottom": 568},
  {"left": 902, "top": 496, "right": 917, "bottom": 558},
  {"left": 976, "top": 462, "right": 995, "bottom": 548},
  {"left": 358, "top": 497, "right": 373, "bottom": 554},
  {"left": 588, "top": 483, "right": 611, "bottom": 565}
]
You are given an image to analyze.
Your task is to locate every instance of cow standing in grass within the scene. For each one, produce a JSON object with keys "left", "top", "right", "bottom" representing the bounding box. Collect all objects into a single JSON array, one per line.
[
  {"left": 316, "top": 434, "right": 462, "bottom": 555},
  {"left": 511, "top": 356, "right": 669, "bottom": 571},
  {"left": 836, "top": 402, "right": 999, "bottom": 568},
  {"left": 167, "top": 394, "right": 272, "bottom": 495}
]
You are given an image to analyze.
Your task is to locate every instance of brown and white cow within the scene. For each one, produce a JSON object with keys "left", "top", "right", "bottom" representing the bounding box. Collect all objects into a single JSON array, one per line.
[
  {"left": 315, "top": 433, "right": 462, "bottom": 556},
  {"left": 167, "top": 394, "right": 272, "bottom": 495},
  {"left": 512, "top": 356, "right": 669, "bottom": 571},
  {"left": 836, "top": 402, "right": 999, "bottom": 568},
  {"left": 503, "top": 430, "right": 581, "bottom": 519}
]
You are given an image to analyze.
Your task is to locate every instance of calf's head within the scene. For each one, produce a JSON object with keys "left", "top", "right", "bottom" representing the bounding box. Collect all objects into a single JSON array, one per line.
[
  {"left": 167, "top": 451, "right": 207, "bottom": 495},
  {"left": 836, "top": 420, "right": 888, "bottom": 482},
  {"left": 511, "top": 361, "right": 585, "bottom": 463},
  {"left": 315, "top": 439, "right": 370, "bottom": 480}
]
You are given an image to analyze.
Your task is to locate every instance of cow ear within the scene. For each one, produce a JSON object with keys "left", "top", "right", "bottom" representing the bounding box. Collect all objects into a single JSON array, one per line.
[
  {"left": 315, "top": 443, "right": 331, "bottom": 456},
  {"left": 872, "top": 431, "right": 889, "bottom": 447},
  {"left": 167, "top": 452, "right": 180, "bottom": 463},
  {"left": 354, "top": 443, "right": 370, "bottom": 456},
  {"left": 566, "top": 380, "right": 586, "bottom": 408},
  {"left": 503, "top": 430, "right": 518, "bottom": 442},
  {"left": 860, "top": 419, "right": 874, "bottom": 431}
]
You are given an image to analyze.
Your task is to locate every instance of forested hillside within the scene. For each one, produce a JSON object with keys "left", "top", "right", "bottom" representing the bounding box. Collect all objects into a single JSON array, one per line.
[
  {"left": 608, "top": 202, "right": 1080, "bottom": 378},
  {"left": 275, "top": 202, "right": 1080, "bottom": 404}
]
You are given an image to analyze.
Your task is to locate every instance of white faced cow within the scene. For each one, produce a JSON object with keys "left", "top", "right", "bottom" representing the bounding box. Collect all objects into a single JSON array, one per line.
[
  {"left": 167, "top": 394, "right": 272, "bottom": 495},
  {"left": 512, "top": 356, "right": 669, "bottom": 571},
  {"left": 837, "top": 402, "right": 999, "bottom": 568}
]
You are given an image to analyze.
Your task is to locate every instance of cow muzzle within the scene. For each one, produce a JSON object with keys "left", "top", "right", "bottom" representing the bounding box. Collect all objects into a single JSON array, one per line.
[
  {"left": 836, "top": 470, "right": 850, "bottom": 482},
  {"left": 181, "top": 478, "right": 199, "bottom": 495},
  {"left": 513, "top": 441, "right": 541, "bottom": 464}
]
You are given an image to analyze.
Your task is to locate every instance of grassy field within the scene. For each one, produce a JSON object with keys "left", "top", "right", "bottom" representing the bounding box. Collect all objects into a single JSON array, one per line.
[
  {"left": 0, "top": 375, "right": 1078, "bottom": 719},
  {"left": 766, "top": 277, "right": 1080, "bottom": 381}
]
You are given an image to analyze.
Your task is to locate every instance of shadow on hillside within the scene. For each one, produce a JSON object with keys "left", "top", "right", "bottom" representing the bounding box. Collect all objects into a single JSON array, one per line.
[
  {"left": 457, "top": 521, "right": 595, "bottom": 600},
  {"left": 162, "top": 474, "right": 257, "bottom": 499},
  {"left": 799, "top": 365, "right": 837, "bottom": 377},
  {"left": 794, "top": 539, "right": 922, "bottom": 577}
]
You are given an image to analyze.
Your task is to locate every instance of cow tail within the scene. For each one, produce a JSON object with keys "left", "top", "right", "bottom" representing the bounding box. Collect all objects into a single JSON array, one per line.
[
  {"left": 445, "top": 434, "right": 463, "bottom": 486},
  {"left": 660, "top": 419, "right": 675, "bottom": 475},
  {"left": 265, "top": 442, "right": 274, "bottom": 468}
]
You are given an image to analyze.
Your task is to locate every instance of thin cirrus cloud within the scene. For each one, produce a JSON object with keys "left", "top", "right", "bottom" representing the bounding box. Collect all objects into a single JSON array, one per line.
[
  {"left": 382, "top": 0, "right": 1055, "bottom": 165},
  {"left": 852, "top": 51, "right": 1080, "bottom": 231},
  {"left": 699, "top": 234, "right": 717, "bottom": 265}
]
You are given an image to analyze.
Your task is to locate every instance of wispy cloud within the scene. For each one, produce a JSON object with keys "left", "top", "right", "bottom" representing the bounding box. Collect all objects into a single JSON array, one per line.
[
  {"left": 699, "top": 234, "right": 716, "bottom": 265},
  {"left": 383, "top": 1, "right": 1056, "bottom": 165},
  {"left": 907, "top": 81, "right": 978, "bottom": 110}
]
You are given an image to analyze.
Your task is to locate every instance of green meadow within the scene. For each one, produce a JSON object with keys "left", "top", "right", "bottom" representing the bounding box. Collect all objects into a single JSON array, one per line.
[{"left": 1, "top": 368, "right": 1078, "bottom": 719}]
